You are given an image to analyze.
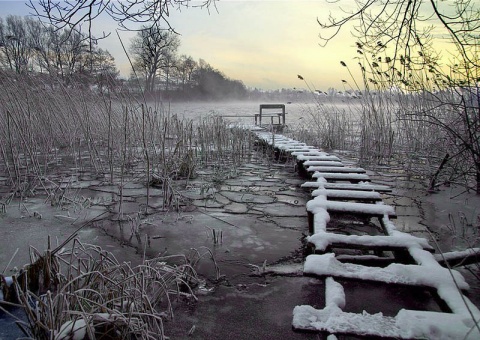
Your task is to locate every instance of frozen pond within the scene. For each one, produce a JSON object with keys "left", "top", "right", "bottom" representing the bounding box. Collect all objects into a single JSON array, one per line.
[{"left": 1, "top": 101, "right": 479, "bottom": 339}]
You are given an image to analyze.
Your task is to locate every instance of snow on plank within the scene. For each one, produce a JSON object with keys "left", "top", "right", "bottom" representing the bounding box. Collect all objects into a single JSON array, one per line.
[
  {"left": 307, "top": 197, "right": 395, "bottom": 217},
  {"left": 303, "top": 253, "right": 469, "bottom": 289},
  {"left": 291, "top": 150, "right": 327, "bottom": 157},
  {"left": 276, "top": 142, "right": 308, "bottom": 148},
  {"left": 307, "top": 166, "right": 366, "bottom": 174},
  {"left": 312, "top": 172, "right": 371, "bottom": 182},
  {"left": 301, "top": 181, "right": 392, "bottom": 192},
  {"left": 311, "top": 188, "right": 382, "bottom": 201},
  {"left": 306, "top": 198, "right": 396, "bottom": 234},
  {"left": 307, "top": 206, "right": 330, "bottom": 234},
  {"left": 307, "top": 232, "right": 434, "bottom": 253},
  {"left": 302, "top": 160, "right": 344, "bottom": 167},
  {"left": 434, "top": 247, "right": 480, "bottom": 267},
  {"left": 296, "top": 154, "right": 341, "bottom": 161},
  {"left": 254, "top": 134, "right": 289, "bottom": 143},
  {"left": 293, "top": 304, "right": 401, "bottom": 338},
  {"left": 293, "top": 305, "right": 480, "bottom": 339},
  {"left": 269, "top": 139, "right": 300, "bottom": 144},
  {"left": 273, "top": 141, "right": 307, "bottom": 146},
  {"left": 283, "top": 147, "right": 317, "bottom": 152}
]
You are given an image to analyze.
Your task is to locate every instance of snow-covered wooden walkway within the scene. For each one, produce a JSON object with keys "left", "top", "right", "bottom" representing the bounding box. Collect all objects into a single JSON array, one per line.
[{"left": 253, "top": 131, "right": 480, "bottom": 339}]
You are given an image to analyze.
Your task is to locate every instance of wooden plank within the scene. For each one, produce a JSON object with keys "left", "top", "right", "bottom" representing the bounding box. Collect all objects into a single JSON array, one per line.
[
  {"left": 296, "top": 154, "right": 341, "bottom": 161},
  {"left": 306, "top": 202, "right": 397, "bottom": 234},
  {"left": 293, "top": 305, "right": 401, "bottom": 337},
  {"left": 220, "top": 115, "right": 255, "bottom": 118},
  {"left": 307, "top": 232, "right": 434, "bottom": 253},
  {"left": 291, "top": 150, "right": 325, "bottom": 156},
  {"left": 311, "top": 189, "right": 382, "bottom": 201},
  {"left": 307, "top": 166, "right": 366, "bottom": 174},
  {"left": 301, "top": 182, "right": 392, "bottom": 193},
  {"left": 303, "top": 160, "right": 344, "bottom": 167},
  {"left": 312, "top": 172, "right": 371, "bottom": 183},
  {"left": 293, "top": 305, "right": 477, "bottom": 338},
  {"left": 434, "top": 248, "right": 480, "bottom": 267},
  {"left": 303, "top": 254, "right": 468, "bottom": 288},
  {"left": 259, "top": 104, "right": 286, "bottom": 109}
]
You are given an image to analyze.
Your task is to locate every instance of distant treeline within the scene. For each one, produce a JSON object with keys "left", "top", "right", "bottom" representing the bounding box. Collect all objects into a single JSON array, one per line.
[{"left": 0, "top": 15, "right": 341, "bottom": 102}]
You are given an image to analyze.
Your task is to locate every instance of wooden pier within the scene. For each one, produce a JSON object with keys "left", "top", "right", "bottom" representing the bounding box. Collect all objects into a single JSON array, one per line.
[{"left": 253, "top": 130, "right": 480, "bottom": 339}]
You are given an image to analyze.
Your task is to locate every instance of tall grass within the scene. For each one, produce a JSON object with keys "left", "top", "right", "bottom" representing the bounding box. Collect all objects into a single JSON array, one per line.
[
  {"left": 0, "top": 70, "right": 257, "bottom": 338},
  {"left": 294, "top": 69, "right": 478, "bottom": 191},
  {"left": 285, "top": 98, "right": 359, "bottom": 152},
  {"left": 1, "top": 238, "right": 202, "bottom": 339},
  {"left": 0, "top": 70, "right": 254, "bottom": 212}
]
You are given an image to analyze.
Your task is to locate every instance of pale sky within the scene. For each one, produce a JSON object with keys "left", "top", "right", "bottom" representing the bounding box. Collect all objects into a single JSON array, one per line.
[{"left": 0, "top": 1, "right": 370, "bottom": 91}]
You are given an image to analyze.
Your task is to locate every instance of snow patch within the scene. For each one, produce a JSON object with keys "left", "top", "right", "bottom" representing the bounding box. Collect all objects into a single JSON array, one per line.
[
  {"left": 325, "top": 277, "right": 345, "bottom": 309},
  {"left": 311, "top": 188, "right": 381, "bottom": 200},
  {"left": 307, "top": 232, "right": 433, "bottom": 252},
  {"left": 303, "top": 254, "right": 469, "bottom": 289},
  {"left": 307, "top": 196, "right": 395, "bottom": 216}
]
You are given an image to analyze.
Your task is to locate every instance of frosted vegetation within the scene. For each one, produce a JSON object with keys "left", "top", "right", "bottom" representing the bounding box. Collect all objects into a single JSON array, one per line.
[
  {"left": 285, "top": 83, "right": 480, "bottom": 195},
  {"left": 0, "top": 71, "right": 255, "bottom": 339},
  {"left": 0, "top": 70, "right": 255, "bottom": 212},
  {"left": 0, "top": 0, "right": 479, "bottom": 338}
]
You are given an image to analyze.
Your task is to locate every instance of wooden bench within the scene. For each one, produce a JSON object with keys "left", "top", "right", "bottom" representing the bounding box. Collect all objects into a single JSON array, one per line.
[{"left": 255, "top": 104, "right": 287, "bottom": 127}]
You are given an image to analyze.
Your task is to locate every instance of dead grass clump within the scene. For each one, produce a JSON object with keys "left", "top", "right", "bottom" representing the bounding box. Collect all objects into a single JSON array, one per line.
[
  {"left": 285, "top": 100, "right": 359, "bottom": 152},
  {"left": 1, "top": 238, "right": 201, "bottom": 339}
]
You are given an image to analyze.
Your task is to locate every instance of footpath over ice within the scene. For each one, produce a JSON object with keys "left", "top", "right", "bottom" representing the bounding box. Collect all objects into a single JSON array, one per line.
[{"left": 254, "top": 130, "right": 480, "bottom": 339}]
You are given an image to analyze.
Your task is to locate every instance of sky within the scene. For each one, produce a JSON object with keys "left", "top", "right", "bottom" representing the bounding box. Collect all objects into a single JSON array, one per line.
[
  {"left": 0, "top": 0, "right": 412, "bottom": 91},
  {"left": 0, "top": 0, "right": 365, "bottom": 91}
]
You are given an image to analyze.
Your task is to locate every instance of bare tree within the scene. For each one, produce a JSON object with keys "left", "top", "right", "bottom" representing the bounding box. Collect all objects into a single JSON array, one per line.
[
  {"left": 0, "top": 16, "right": 36, "bottom": 73},
  {"left": 130, "top": 25, "right": 180, "bottom": 93},
  {"left": 28, "top": 0, "right": 216, "bottom": 40},
  {"left": 88, "top": 48, "right": 120, "bottom": 93},
  {"left": 320, "top": 0, "right": 480, "bottom": 193},
  {"left": 160, "top": 49, "right": 178, "bottom": 92},
  {"left": 177, "top": 54, "right": 197, "bottom": 91}
]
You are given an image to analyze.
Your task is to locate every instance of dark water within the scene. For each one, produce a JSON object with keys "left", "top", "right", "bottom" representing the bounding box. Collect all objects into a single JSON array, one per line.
[{"left": 0, "top": 306, "right": 26, "bottom": 339}]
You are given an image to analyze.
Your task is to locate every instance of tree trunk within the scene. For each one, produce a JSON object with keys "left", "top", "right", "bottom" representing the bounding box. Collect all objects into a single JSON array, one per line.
[
  {"left": 428, "top": 153, "right": 449, "bottom": 192},
  {"left": 477, "top": 167, "right": 480, "bottom": 195}
]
